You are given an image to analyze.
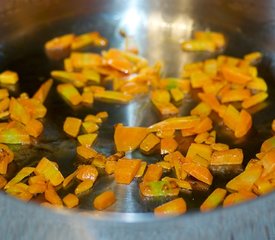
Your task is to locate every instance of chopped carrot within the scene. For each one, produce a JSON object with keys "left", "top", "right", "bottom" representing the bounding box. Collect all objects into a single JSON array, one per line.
[
  {"left": 0, "top": 175, "right": 7, "bottom": 189},
  {"left": 76, "top": 146, "right": 98, "bottom": 160},
  {"left": 247, "top": 77, "right": 267, "bottom": 91},
  {"left": 211, "top": 143, "right": 229, "bottom": 151},
  {"left": 105, "top": 160, "right": 117, "bottom": 175},
  {"left": 156, "top": 129, "right": 175, "bottom": 138},
  {"left": 71, "top": 32, "right": 107, "bottom": 50},
  {"left": 63, "top": 171, "right": 77, "bottom": 188},
  {"left": 18, "top": 98, "right": 47, "bottom": 119},
  {"left": 170, "top": 88, "right": 184, "bottom": 102},
  {"left": 0, "top": 122, "right": 31, "bottom": 144},
  {"left": 244, "top": 52, "right": 262, "bottom": 64},
  {"left": 35, "top": 157, "right": 64, "bottom": 186},
  {"left": 92, "top": 155, "right": 106, "bottom": 168},
  {"left": 94, "top": 90, "right": 133, "bottom": 104},
  {"left": 0, "top": 71, "right": 19, "bottom": 84},
  {"left": 114, "top": 124, "right": 148, "bottom": 152},
  {"left": 140, "top": 133, "right": 160, "bottom": 153},
  {"left": 44, "top": 183, "right": 63, "bottom": 206},
  {"left": 52, "top": 71, "right": 87, "bottom": 88},
  {"left": 157, "top": 161, "right": 172, "bottom": 171},
  {"left": 154, "top": 198, "right": 187, "bottom": 216},
  {"left": 191, "top": 102, "right": 212, "bottom": 117},
  {"left": 75, "top": 179, "right": 94, "bottom": 195},
  {"left": 198, "top": 93, "right": 221, "bottom": 113},
  {"left": 63, "top": 193, "right": 79, "bottom": 208},
  {"left": 210, "top": 148, "right": 243, "bottom": 165},
  {"left": 81, "top": 92, "right": 94, "bottom": 104},
  {"left": 76, "top": 165, "right": 98, "bottom": 182},
  {"left": 63, "top": 117, "right": 82, "bottom": 138},
  {"left": 32, "top": 79, "right": 53, "bottom": 103},
  {"left": 260, "top": 136, "right": 275, "bottom": 153},
  {"left": 221, "top": 89, "right": 251, "bottom": 103},
  {"left": 96, "top": 111, "right": 108, "bottom": 120},
  {"left": 143, "top": 164, "right": 163, "bottom": 182},
  {"left": 261, "top": 149, "right": 275, "bottom": 177},
  {"left": 57, "top": 83, "right": 82, "bottom": 105},
  {"left": 221, "top": 66, "right": 252, "bottom": 84},
  {"left": 139, "top": 181, "right": 179, "bottom": 197},
  {"left": 186, "top": 143, "right": 212, "bottom": 161},
  {"left": 135, "top": 161, "right": 147, "bottom": 178},
  {"left": 93, "top": 191, "right": 116, "bottom": 210},
  {"left": 25, "top": 118, "right": 43, "bottom": 138},
  {"left": 242, "top": 92, "right": 268, "bottom": 109},
  {"left": 272, "top": 120, "right": 275, "bottom": 132},
  {"left": 234, "top": 110, "right": 252, "bottom": 138},
  {"left": 77, "top": 133, "right": 97, "bottom": 147},
  {"left": 84, "top": 114, "right": 102, "bottom": 124},
  {"left": 82, "top": 121, "right": 99, "bottom": 133},
  {"left": 160, "top": 138, "right": 178, "bottom": 155},
  {"left": 9, "top": 97, "right": 30, "bottom": 124},
  {"left": 114, "top": 158, "right": 141, "bottom": 184},
  {"left": 4, "top": 167, "right": 34, "bottom": 189},
  {"left": 223, "top": 190, "right": 257, "bottom": 207},
  {"left": 0, "top": 97, "right": 10, "bottom": 112},
  {"left": 182, "top": 162, "right": 213, "bottom": 185},
  {"left": 28, "top": 183, "right": 46, "bottom": 194},
  {"left": 200, "top": 188, "right": 227, "bottom": 212},
  {"left": 5, "top": 183, "right": 33, "bottom": 201}
]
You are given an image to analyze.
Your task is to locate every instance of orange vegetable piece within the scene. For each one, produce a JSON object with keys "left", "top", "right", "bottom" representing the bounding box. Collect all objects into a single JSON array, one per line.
[
  {"left": 210, "top": 148, "right": 243, "bottom": 165},
  {"left": 105, "top": 160, "right": 117, "bottom": 175},
  {"left": 44, "top": 183, "right": 63, "bottom": 206},
  {"left": 63, "top": 193, "right": 79, "bottom": 208},
  {"left": 182, "top": 40, "right": 216, "bottom": 52},
  {"left": 114, "top": 124, "right": 148, "bottom": 152},
  {"left": 253, "top": 178, "right": 274, "bottom": 195},
  {"left": 93, "top": 191, "right": 116, "bottom": 210},
  {"left": 35, "top": 157, "right": 64, "bottom": 186},
  {"left": 160, "top": 138, "right": 178, "bottom": 155},
  {"left": 222, "top": 66, "right": 252, "bottom": 84},
  {"left": 135, "top": 161, "right": 147, "bottom": 178},
  {"left": 0, "top": 144, "right": 14, "bottom": 174},
  {"left": 4, "top": 167, "right": 34, "bottom": 189},
  {"left": 25, "top": 118, "right": 43, "bottom": 138},
  {"left": 140, "top": 133, "right": 160, "bottom": 153},
  {"left": 198, "top": 93, "right": 221, "bottom": 113},
  {"left": 75, "top": 179, "right": 94, "bottom": 195},
  {"left": 170, "top": 88, "right": 184, "bottom": 102},
  {"left": 63, "top": 117, "right": 82, "bottom": 137},
  {"left": 0, "top": 97, "right": 10, "bottom": 112},
  {"left": 5, "top": 183, "right": 33, "bottom": 201},
  {"left": 18, "top": 98, "right": 47, "bottom": 119},
  {"left": 190, "top": 71, "right": 211, "bottom": 88},
  {"left": 72, "top": 32, "right": 107, "bottom": 50},
  {"left": 82, "top": 91, "right": 94, "bottom": 105},
  {"left": 0, "top": 175, "right": 7, "bottom": 189},
  {"left": 44, "top": 34, "right": 74, "bottom": 60},
  {"left": 191, "top": 154, "right": 209, "bottom": 168},
  {"left": 28, "top": 183, "right": 46, "bottom": 194},
  {"left": 32, "top": 79, "right": 53, "bottom": 103},
  {"left": 9, "top": 97, "right": 30, "bottom": 124},
  {"left": 143, "top": 164, "right": 163, "bottom": 182},
  {"left": 52, "top": 71, "right": 87, "bottom": 88},
  {"left": 62, "top": 171, "right": 77, "bottom": 188},
  {"left": 84, "top": 114, "right": 102, "bottom": 124},
  {"left": 71, "top": 52, "right": 102, "bottom": 70},
  {"left": 154, "top": 198, "right": 187, "bottom": 217},
  {"left": 156, "top": 129, "right": 175, "bottom": 138},
  {"left": 76, "top": 165, "right": 98, "bottom": 182},
  {"left": 222, "top": 104, "right": 240, "bottom": 131},
  {"left": 242, "top": 92, "right": 268, "bottom": 109},
  {"left": 272, "top": 120, "right": 275, "bottom": 132},
  {"left": 260, "top": 136, "right": 275, "bottom": 153},
  {"left": 223, "top": 190, "right": 256, "bottom": 207},
  {"left": 194, "top": 117, "right": 213, "bottom": 134},
  {"left": 247, "top": 77, "right": 267, "bottom": 92},
  {"left": 200, "top": 188, "right": 227, "bottom": 212},
  {"left": 76, "top": 146, "right": 98, "bottom": 160},
  {"left": 94, "top": 91, "right": 133, "bottom": 104},
  {"left": 211, "top": 143, "right": 229, "bottom": 151},
  {"left": 57, "top": 83, "right": 82, "bottom": 105},
  {"left": 221, "top": 89, "right": 251, "bottom": 103},
  {"left": 0, "top": 89, "right": 9, "bottom": 100},
  {"left": 82, "top": 121, "right": 99, "bottom": 133},
  {"left": 114, "top": 158, "right": 141, "bottom": 184},
  {"left": 77, "top": 133, "right": 97, "bottom": 147},
  {"left": 226, "top": 164, "right": 262, "bottom": 192},
  {"left": 157, "top": 161, "right": 172, "bottom": 170},
  {"left": 244, "top": 51, "right": 262, "bottom": 64},
  {"left": 234, "top": 110, "right": 252, "bottom": 138},
  {"left": 152, "top": 101, "right": 179, "bottom": 116},
  {"left": 96, "top": 111, "right": 108, "bottom": 120},
  {"left": 261, "top": 149, "right": 275, "bottom": 177},
  {"left": 0, "top": 71, "right": 19, "bottom": 84},
  {"left": 148, "top": 116, "right": 201, "bottom": 132},
  {"left": 186, "top": 143, "right": 212, "bottom": 161},
  {"left": 191, "top": 102, "right": 212, "bottom": 117},
  {"left": 182, "top": 162, "right": 213, "bottom": 185}
]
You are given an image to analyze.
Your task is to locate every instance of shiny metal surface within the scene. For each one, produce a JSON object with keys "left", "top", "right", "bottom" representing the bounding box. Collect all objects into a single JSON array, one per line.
[{"left": 0, "top": 0, "right": 275, "bottom": 239}]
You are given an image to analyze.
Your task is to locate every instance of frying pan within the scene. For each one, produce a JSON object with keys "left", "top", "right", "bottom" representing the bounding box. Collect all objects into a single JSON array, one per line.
[{"left": 0, "top": 0, "right": 274, "bottom": 239}]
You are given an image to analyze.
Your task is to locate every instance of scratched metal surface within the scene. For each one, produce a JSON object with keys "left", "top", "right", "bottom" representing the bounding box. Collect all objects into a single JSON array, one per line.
[{"left": 0, "top": 0, "right": 275, "bottom": 217}]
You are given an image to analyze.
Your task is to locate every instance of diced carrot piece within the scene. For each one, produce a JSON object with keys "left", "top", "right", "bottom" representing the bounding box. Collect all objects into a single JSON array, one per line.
[
  {"left": 143, "top": 164, "right": 163, "bottom": 182},
  {"left": 154, "top": 198, "right": 187, "bottom": 216},
  {"left": 94, "top": 90, "right": 133, "bottom": 104},
  {"left": 63, "top": 117, "right": 82, "bottom": 137},
  {"left": 44, "top": 183, "right": 63, "bottom": 206},
  {"left": 261, "top": 149, "right": 275, "bottom": 177},
  {"left": 35, "top": 157, "right": 64, "bottom": 186},
  {"left": 33, "top": 79, "right": 53, "bottom": 103},
  {"left": 70, "top": 52, "right": 102, "bottom": 70},
  {"left": 9, "top": 97, "right": 30, "bottom": 124},
  {"left": 182, "top": 39, "right": 216, "bottom": 52},
  {"left": 170, "top": 88, "right": 184, "bottom": 102},
  {"left": 194, "top": 117, "right": 213, "bottom": 134},
  {"left": 18, "top": 98, "right": 47, "bottom": 119},
  {"left": 0, "top": 158, "right": 8, "bottom": 175},
  {"left": 0, "top": 175, "right": 7, "bottom": 189},
  {"left": 157, "top": 161, "right": 172, "bottom": 170},
  {"left": 186, "top": 143, "right": 212, "bottom": 161},
  {"left": 164, "top": 151, "right": 185, "bottom": 163},
  {"left": 72, "top": 32, "right": 107, "bottom": 50},
  {"left": 244, "top": 52, "right": 262, "bottom": 64},
  {"left": 148, "top": 116, "right": 201, "bottom": 132},
  {"left": 57, "top": 83, "right": 82, "bottom": 105},
  {"left": 211, "top": 143, "right": 229, "bottom": 151},
  {"left": 191, "top": 154, "right": 209, "bottom": 168},
  {"left": 253, "top": 178, "right": 274, "bottom": 195},
  {"left": 96, "top": 111, "right": 108, "bottom": 120},
  {"left": 140, "top": 133, "right": 160, "bottom": 153},
  {"left": 226, "top": 164, "right": 262, "bottom": 192},
  {"left": 0, "top": 122, "right": 30, "bottom": 144},
  {"left": 222, "top": 104, "right": 240, "bottom": 132},
  {"left": 77, "top": 133, "right": 97, "bottom": 147},
  {"left": 210, "top": 148, "right": 243, "bottom": 165},
  {"left": 242, "top": 92, "right": 268, "bottom": 109},
  {"left": 5, "top": 183, "right": 33, "bottom": 201},
  {"left": 81, "top": 69, "right": 100, "bottom": 84},
  {"left": 182, "top": 162, "right": 213, "bottom": 185},
  {"left": 0, "top": 97, "right": 10, "bottom": 112},
  {"left": 105, "top": 160, "right": 117, "bottom": 175},
  {"left": 139, "top": 181, "right": 180, "bottom": 197},
  {"left": 247, "top": 77, "right": 267, "bottom": 91},
  {"left": 261, "top": 136, "right": 275, "bottom": 153},
  {"left": 0, "top": 71, "right": 19, "bottom": 84},
  {"left": 114, "top": 158, "right": 141, "bottom": 184},
  {"left": 191, "top": 102, "right": 212, "bottom": 117},
  {"left": 160, "top": 138, "right": 178, "bottom": 155},
  {"left": 135, "top": 161, "right": 147, "bottom": 178},
  {"left": 25, "top": 118, "right": 43, "bottom": 138},
  {"left": 93, "top": 191, "right": 116, "bottom": 210},
  {"left": 52, "top": 70, "right": 87, "bottom": 88},
  {"left": 221, "top": 66, "right": 252, "bottom": 84},
  {"left": 190, "top": 71, "right": 211, "bottom": 88},
  {"left": 272, "top": 120, "right": 275, "bottom": 132},
  {"left": 114, "top": 124, "right": 148, "bottom": 152},
  {"left": 45, "top": 34, "right": 74, "bottom": 60},
  {"left": 76, "top": 165, "right": 98, "bottom": 181},
  {"left": 84, "top": 114, "right": 102, "bottom": 124},
  {"left": 223, "top": 190, "right": 257, "bottom": 207},
  {"left": 156, "top": 129, "right": 175, "bottom": 138},
  {"left": 198, "top": 93, "right": 221, "bottom": 113},
  {"left": 0, "top": 89, "right": 9, "bottom": 100},
  {"left": 234, "top": 110, "right": 252, "bottom": 138},
  {"left": 82, "top": 121, "right": 99, "bottom": 133},
  {"left": 221, "top": 89, "right": 251, "bottom": 103},
  {"left": 82, "top": 92, "right": 94, "bottom": 104},
  {"left": 200, "top": 188, "right": 227, "bottom": 212},
  {"left": 4, "top": 167, "right": 34, "bottom": 189},
  {"left": 153, "top": 101, "right": 179, "bottom": 116},
  {"left": 64, "top": 58, "right": 73, "bottom": 72},
  {"left": 63, "top": 193, "right": 79, "bottom": 208},
  {"left": 76, "top": 146, "right": 98, "bottom": 160},
  {"left": 75, "top": 179, "right": 94, "bottom": 195},
  {"left": 92, "top": 155, "right": 106, "bottom": 168},
  {"left": 28, "top": 183, "right": 46, "bottom": 194}
]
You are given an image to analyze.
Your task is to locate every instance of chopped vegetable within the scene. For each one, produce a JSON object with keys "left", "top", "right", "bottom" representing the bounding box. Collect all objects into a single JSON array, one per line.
[
  {"left": 63, "top": 193, "right": 79, "bottom": 208},
  {"left": 63, "top": 117, "right": 82, "bottom": 137},
  {"left": 154, "top": 198, "right": 187, "bottom": 216},
  {"left": 200, "top": 188, "right": 227, "bottom": 212},
  {"left": 93, "top": 191, "right": 116, "bottom": 210}
]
